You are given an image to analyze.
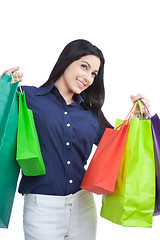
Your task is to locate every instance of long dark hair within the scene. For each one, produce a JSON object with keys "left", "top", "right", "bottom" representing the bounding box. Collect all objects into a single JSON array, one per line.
[{"left": 41, "top": 39, "right": 112, "bottom": 129}]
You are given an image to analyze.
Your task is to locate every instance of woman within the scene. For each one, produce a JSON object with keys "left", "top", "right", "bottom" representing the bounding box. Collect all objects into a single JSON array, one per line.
[{"left": 0, "top": 39, "right": 150, "bottom": 240}]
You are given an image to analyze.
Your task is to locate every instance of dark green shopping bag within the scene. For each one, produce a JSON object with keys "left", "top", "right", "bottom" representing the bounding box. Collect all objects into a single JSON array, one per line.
[
  {"left": 16, "top": 89, "right": 46, "bottom": 176},
  {"left": 100, "top": 114, "right": 155, "bottom": 227},
  {"left": 0, "top": 74, "right": 20, "bottom": 228}
]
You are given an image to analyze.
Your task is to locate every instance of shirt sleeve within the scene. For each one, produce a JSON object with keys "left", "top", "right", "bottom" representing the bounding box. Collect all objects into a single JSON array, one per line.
[
  {"left": 94, "top": 117, "right": 113, "bottom": 146},
  {"left": 94, "top": 122, "right": 105, "bottom": 146}
]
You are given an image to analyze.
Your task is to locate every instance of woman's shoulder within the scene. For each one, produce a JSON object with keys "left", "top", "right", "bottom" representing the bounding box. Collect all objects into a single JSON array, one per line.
[{"left": 17, "top": 85, "right": 39, "bottom": 94}]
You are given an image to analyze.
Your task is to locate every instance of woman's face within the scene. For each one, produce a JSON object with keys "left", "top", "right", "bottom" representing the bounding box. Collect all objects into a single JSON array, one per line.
[{"left": 60, "top": 55, "right": 101, "bottom": 95}]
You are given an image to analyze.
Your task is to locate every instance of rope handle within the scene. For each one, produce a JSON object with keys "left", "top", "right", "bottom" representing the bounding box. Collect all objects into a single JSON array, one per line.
[
  {"left": 114, "top": 102, "right": 137, "bottom": 130},
  {"left": 133, "top": 100, "right": 151, "bottom": 120},
  {"left": 11, "top": 72, "right": 23, "bottom": 93},
  {"left": 140, "top": 100, "right": 151, "bottom": 119},
  {"left": 133, "top": 100, "right": 144, "bottom": 119}
]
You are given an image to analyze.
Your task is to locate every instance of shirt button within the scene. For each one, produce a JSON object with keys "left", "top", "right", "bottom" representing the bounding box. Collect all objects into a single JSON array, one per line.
[
  {"left": 67, "top": 161, "right": 71, "bottom": 165},
  {"left": 67, "top": 123, "right": 71, "bottom": 127},
  {"left": 64, "top": 111, "right": 68, "bottom": 115},
  {"left": 66, "top": 142, "right": 70, "bottom": 146},
  {"left": 69, "top": 180, "right": 73, "bottom": 184}
]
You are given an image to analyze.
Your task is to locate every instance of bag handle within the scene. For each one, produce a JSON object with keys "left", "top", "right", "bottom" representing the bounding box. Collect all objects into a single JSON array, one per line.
[
  {"left": 125, "top": 102, "right": 137, "bottom": 121},
  {"left": 140, "top": 100, "right": 151, "bottom": 119},
  {"left": 133, "top": 100, "right": 151, "bottom": 120},
  {"left": 133, "top": 100, "right": 144, "bottom": 119},
  {"left": 114, "top": 102, "right": 137, "bottom": 130},
  {"left": 11, "top": 72, "right": 23, "bottom": 93},
  {"left": 114, "top": 99, "right": 149, "bottom": 131},
  {"left": 10, "top": 72, "right": 15, "bottom": 83}
]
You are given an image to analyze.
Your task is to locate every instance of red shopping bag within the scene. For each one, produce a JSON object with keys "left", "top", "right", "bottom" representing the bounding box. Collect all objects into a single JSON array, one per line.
[{"left": 81, "top": 104, "right": 135, "bottom": 195}]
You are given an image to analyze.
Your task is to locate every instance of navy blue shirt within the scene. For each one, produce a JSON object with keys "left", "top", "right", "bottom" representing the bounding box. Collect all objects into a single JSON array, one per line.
[{"left": 18, "top": 81, "right": 106, "bottom": 196}]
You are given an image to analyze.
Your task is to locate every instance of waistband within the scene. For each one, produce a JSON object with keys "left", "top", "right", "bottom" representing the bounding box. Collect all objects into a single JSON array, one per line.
[{"left": 24, "top": 189, "right": 92, "bottom": 206}]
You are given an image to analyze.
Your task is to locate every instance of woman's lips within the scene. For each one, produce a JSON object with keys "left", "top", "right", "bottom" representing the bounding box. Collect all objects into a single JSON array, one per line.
[{"left": 76, "top": 79, "right": 85, "bottom": 88}]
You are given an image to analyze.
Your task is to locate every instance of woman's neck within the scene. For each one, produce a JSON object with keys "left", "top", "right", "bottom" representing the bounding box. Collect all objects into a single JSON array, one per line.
[{"left": 54, "top": 79, "right": 74, "bottom": 105}]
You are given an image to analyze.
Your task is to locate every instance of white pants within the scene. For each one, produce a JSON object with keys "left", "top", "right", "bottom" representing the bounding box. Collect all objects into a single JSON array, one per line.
[{"left": 23, "top": 189, "right": 97, "bottom": 240}]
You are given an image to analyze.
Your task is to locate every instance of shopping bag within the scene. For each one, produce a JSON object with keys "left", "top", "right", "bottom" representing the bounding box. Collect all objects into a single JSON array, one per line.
[
  {"left": 149, "top": 114, "right": 160, "bottom": 215},
  {"left": 100, "top": 108, "right": 155, "bottom": 227},
  {"left": 81, "top": 104, "right": 135, "bottom": 195},
  {"left": 16, "top": 88, "right": 46, "bottom": 176},
  {"left": 0, "top": 73, "right": 20, "bottom": 228},
  {"left": 140, "top": 101, "right": 160, "bottom": 216}
]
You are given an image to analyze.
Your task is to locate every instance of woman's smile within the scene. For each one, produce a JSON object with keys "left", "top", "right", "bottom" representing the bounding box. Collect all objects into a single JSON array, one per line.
[
  {"left": 54, "top": 55, "right": 101, "bottom": 104},
  {"left": 76, "top": 79, "right": 85, "bottom": 88}
]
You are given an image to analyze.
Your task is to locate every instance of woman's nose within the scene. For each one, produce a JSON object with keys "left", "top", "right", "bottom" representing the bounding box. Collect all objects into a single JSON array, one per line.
[{"left": 83, "top": 72, "right": 93, "bottom": 84}]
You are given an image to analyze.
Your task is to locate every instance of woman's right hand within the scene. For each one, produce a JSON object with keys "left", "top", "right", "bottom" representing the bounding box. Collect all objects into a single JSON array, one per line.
[{"left": 0, "top": 66, "right": 23, "bottom": 83}]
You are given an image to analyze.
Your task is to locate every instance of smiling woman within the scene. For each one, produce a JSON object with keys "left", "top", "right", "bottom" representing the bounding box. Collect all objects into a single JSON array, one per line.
[
  {"left": 42, "top": 39, "right": 112, "bottom": 129},
  {"left": 1, "top": 39, "right": 113, "bottom": 240},
  {"left": 1, "top": 39, "right": 150, "bottom": 240},
  {"left": 55, "top": 55, "right": 100, "bottom": 104}
]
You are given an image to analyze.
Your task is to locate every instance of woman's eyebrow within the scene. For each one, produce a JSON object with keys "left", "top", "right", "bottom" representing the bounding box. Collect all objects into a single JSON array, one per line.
[{"left": 81, "top": 61, "right": 98, "bottom": 72}]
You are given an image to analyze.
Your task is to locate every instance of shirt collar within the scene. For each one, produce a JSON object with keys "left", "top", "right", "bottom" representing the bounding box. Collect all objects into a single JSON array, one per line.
[
  {"left": 36, "top": 81, "right": 85, "bottom": 106},
  {"left": 36, "top": 81, "right": 57, "bottom": 96},
  {"left": 73, "top": 94, "right": 84, "bottom": 105}
]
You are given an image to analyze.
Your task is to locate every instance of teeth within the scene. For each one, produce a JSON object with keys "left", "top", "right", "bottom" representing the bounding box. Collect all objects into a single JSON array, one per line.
[{"left": 77, "top": 80, "right": 84, "bottom": 86}]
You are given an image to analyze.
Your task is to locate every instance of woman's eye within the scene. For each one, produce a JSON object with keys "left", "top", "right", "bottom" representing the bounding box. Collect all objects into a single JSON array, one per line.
[
  {"left": 81, "top": 64, "right": 87, "bottom": 69},
  {"left": 92, "top": 72, "right": 97, "bottom": 78}
]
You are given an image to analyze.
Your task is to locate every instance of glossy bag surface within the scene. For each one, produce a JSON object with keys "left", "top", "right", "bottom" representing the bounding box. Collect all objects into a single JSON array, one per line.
[
  {"left": 81, "top": 121, "right": 129, "bottom": 195},
  {"left": 101, "top": 117, "right": 155, "bottom": 227},
  {"left": 16, "top": 91, "right": 46, "bottom": 176},
  {"left": 80, "top": 104, "right": 138, "bottom": 195},
  {"left": 0, "top": 75, "right": 20, "bottom": 228},
  {"left": 150, "top": 114, "right": 160, "bottom": 215}
]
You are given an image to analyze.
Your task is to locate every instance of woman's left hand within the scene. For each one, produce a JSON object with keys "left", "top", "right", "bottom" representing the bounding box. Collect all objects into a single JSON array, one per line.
[
  {"left": 130, "top": 93, "right": 150, "bottom": 115},
  {"left": 0, "top": 66, "right": 23, "bottom": 83}
]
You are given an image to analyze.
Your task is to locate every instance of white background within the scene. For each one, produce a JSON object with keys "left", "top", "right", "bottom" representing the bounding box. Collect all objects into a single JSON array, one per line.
[{"left": 1, "top": 0, "right": 160, "bottom": 239}]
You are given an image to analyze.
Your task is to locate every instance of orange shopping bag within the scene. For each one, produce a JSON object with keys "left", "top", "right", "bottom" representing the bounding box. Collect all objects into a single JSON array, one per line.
[{"left": 81, "top": 104, "right": 135, "bottom": 195}]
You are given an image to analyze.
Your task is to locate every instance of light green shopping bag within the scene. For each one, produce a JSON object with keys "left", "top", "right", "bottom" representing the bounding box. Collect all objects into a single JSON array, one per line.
[
  {"left": 100, "top": 115, "right": 155, "bottom": 227},
  {"left": 16, "top": 88, "right": 46, "bottom": 176}
]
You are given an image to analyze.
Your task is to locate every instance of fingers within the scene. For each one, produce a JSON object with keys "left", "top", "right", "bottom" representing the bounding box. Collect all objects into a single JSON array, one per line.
[
  {"left": 11, "top": 78, "right": 23, "bottom": 83},
  {"left": 1, "top": 66, "right": 23, "bottom": 83},
  {"left": 130, "top": 94, "right": 150, "bottom": 106},
  {"left": 5, "top": 66, "right": 20, "bottom": 75},
  {"left": 130, "top": 93, "right": 148, "bottom": 102},
  {"left": 130, "top": 93, "right": 151, "bottom": 115},
  {"left": 12, "top": 71, "right": 23, "bottom": 80}
]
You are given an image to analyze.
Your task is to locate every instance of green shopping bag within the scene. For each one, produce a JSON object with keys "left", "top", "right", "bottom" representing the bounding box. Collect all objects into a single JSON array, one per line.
[
  {"left": 0, "top": 73, "right": 20, "bottom": 228},
  {"left": 16, "top": 88, "right": 46, "bottom": 176},
  {"left": 100, "top": 108, "right": 155, "bottom": 227}
]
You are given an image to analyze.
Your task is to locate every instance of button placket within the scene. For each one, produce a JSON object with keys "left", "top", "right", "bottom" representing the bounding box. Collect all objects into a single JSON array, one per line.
[
  {"left": 63, "top": 109, "right": 72, "bottom": 150},
  {"left": 63, "top": 107, "right": 74, "bottom": 193}
]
